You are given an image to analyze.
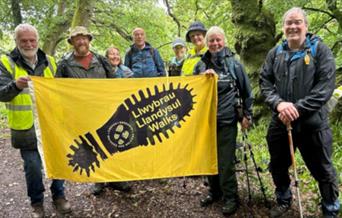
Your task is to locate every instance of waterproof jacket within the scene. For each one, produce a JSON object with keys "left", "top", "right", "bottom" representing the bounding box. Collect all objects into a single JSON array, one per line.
[
  {"left": 0, "top": 48, "right": 55, "bottom": 150},
  {"left": 182, "top": 46, "right": 207, "bottom": 76},
  {"left": 56, "top": 51, "right": 115, "bottom": 78},
  {"left": 114, "top": 64, "right": 134, "bottom": 78},
  {"left": 124, "top": 42, "right": 165, "bottom": 78},
  {"left": 259, "top": 33, "right": 336, "bottom": 132},
  {"left": 194, "top": 47, "right": 253, "bottom": 125}
]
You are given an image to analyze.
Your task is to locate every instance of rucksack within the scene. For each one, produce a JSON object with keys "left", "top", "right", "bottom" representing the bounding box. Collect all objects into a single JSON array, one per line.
[{"left": 275, "top": 36, "right": 320, "bottom": 62}]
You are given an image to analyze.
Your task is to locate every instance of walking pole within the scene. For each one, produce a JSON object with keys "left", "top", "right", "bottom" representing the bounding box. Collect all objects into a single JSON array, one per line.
[
  {"left": 286, "top": 123, "right": 303, "bottom": 218},
  {"left": 242, "top": 130, "right": 270, "bottom": 208},
  {"left": 242, "top": 131, "right": 252, "bottom": 203}
]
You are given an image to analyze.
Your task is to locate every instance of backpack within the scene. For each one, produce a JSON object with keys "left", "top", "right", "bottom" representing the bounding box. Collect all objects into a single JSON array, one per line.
[
  {"left": 275, "top": 36, "right": 319, "bottom": 63},
  {"left": 222, "top": 56, "right": 245, "bottom": 120}
]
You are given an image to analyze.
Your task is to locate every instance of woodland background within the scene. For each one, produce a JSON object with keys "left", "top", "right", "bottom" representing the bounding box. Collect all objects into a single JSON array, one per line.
[{"left": 0, "top": 0, "right": 341, "bottom": 217}]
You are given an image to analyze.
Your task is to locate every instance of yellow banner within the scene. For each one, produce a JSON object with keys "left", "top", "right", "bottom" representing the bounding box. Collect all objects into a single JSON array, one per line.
[{"left": 30, "top": 75, "right": 218, "bottom": 182}]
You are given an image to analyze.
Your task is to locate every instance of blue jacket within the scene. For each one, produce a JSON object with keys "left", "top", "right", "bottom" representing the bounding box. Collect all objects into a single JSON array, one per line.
[
  {"left": 124, "top": 42, "right": 165, "bottom": 78},
  {"left": 115, "top": 64, "right": 133, "bottom": 78}
]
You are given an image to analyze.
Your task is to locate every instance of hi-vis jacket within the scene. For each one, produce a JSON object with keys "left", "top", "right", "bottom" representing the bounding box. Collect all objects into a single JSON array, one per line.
[
  {"left": 181, "top": 46, "right": 207, "bottom": 76},
  {"left": 0, "top": 48, "right": 56, "bottom": 149}
]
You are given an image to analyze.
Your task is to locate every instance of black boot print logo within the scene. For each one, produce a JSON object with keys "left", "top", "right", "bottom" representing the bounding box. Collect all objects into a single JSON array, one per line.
[{"left": 67, "top": 83, "right": 196, "bottom": 176}]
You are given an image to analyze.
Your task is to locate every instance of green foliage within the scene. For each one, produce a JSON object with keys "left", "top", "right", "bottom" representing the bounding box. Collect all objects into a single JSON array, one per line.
[
  {"left": 0, "top": 103, "right": 8, "bottom": 130},
  {"left": 242, "top": 118, "right": 342, "bottom": 214}
]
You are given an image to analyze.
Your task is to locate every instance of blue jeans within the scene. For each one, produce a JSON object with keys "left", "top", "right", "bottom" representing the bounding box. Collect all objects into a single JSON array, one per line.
[{"left": 20, "top": 149, "right": 65, "bottom": 205}]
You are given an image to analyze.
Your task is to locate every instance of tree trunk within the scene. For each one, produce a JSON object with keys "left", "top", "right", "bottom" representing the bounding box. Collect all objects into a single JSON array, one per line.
[
  {"left": 11, "top": 0, "right": 22, "bottom": 26},
  {"left": 229, "top": 0, "right": 277, "bottom": 120},
  {"left": 42, "top": 1, "right": 73, "bottom": 55},
  {"left": 71, "top": 0, "right": 93, "bottom": 27}
]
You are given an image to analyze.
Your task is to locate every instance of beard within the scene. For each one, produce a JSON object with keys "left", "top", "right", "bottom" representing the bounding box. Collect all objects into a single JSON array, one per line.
[
  {"left": 74, "top": 44, "right": 90, "bottom": 56},
  {"left": 18, "top": 47, "right": 38, "bottom": 60}
]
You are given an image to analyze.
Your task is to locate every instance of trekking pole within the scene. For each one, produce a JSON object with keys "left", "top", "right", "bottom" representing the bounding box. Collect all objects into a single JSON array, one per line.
[
  {"left": 286, "top": 123, "right": 303, "bottom": 218},
  {"left": 242, "top": 130, "right": 270, "bottom": 208},
  {"left": 242, "top": 131, "right": 252, "bottom": 203}
]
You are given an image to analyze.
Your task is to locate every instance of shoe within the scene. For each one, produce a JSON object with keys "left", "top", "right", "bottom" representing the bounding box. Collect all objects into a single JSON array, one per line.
[
  {"left": 222, "top": 200, "right": 238, "bottom": 215},
  {"left": 108, "top": 182, "right": 131, "bottom": 193},
  {"left": 322, "top": 213, "right": 339, "bottom": 218},
  {"left": 200, "top": 195, "right": 220, "bottom": 207},
  {"left": 53, "top": 197, "right": 72, "bottom": 214},
  {"left": 31, "top": 203, "right": 44, "bottom": 218},
  {"left": 269, "top": 204, "right": 291, "bottom": 218},
  {"left": 92, "top": 183, "right": 105, "bottom": 195}
]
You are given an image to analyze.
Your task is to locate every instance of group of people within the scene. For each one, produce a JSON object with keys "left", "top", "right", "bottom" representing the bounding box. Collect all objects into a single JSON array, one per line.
[{"left": 0, "top": 6, "right": 339, "bottom": 218}]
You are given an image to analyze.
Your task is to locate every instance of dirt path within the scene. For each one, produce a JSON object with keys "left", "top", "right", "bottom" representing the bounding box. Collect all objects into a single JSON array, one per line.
[{"left": 0, "top": 127, "right": 305, "bottom": 218}]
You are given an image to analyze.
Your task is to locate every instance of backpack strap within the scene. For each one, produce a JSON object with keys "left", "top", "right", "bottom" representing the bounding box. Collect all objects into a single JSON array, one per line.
[{"left": 223, "top": 56, "right": 237, "bottom": 80}]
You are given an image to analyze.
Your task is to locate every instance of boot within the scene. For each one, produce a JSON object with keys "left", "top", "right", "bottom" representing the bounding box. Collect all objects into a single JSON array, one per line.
[
  {"left": 92, "top": 183, "right": 105, "bottom": 195},
  {"left": 53, "top": 197, "right": 72, "bottom": 214},
  {"left": 222, "top": 199, "right": 238, "bottom": 215},
  {"left": 31, "top": 203, "right": 44, "bottom": 218},
  {"left": 200, "top": 194, "right": 220, "bottom": 207},
  {"left": 108, "top": 182, "right": 131, "bottom": 193},
  {"left": 269, "top": 204, "right": 291, "bottom": 218}
]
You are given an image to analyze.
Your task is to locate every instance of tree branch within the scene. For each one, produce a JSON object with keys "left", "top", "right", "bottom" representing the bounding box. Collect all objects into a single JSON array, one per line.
[
  {"left": 163, "top": 0, "right": 181, "bottom": 37},
  {"left": 91, "top": 18, "right": 132, "bottom": 42},
  {"left": 313, "top": 17, "right": 335, "bottom": 34},
  {"left": 302, "top": 7, "right": 335, "bottom": 18}
]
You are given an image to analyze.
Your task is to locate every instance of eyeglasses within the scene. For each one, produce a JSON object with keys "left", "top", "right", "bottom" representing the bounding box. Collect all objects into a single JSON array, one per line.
[{"left": 284, "top": 19, "right": 304, "bottom": 26}]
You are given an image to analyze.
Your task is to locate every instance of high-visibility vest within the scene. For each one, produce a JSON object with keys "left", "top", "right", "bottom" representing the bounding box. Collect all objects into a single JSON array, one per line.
[
  {"left": 181, "top": 46, "right": 207, "bottom": 76},
  {"left": 0, "top": 54, "right": 56, "bottom": 130}
]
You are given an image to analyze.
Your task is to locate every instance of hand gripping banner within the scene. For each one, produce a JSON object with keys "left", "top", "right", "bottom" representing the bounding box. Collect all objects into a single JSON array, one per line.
[{"left": 30, "top": 75, "right": 218, "bottom": 182}]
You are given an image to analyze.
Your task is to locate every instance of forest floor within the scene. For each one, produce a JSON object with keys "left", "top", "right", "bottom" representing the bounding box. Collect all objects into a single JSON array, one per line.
[{"left": 0, "top": 127, "right": 326, "bottom": 218}]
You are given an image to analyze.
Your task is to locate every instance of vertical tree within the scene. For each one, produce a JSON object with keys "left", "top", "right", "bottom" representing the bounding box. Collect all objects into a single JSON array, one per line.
[
  {"left": 10, "top": 0, "right": 22, "bottom": 26},
  {"left": 42, "top": 1, "right": 74, "bottom": 55},
  {"left": 229, "top": 0, "right": 277, "bottom": 119}
]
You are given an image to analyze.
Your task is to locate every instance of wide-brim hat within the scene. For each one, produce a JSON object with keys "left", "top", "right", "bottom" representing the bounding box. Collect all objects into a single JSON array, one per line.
[
  {"left": 67, "top": 26, "right": 93, "bottom": 44},
  {"left": 185, "top": 21, "right": 207, "bottom": 42}
]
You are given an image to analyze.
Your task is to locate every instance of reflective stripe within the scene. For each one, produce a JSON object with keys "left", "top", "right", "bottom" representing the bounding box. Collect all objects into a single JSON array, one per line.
[
  {"left": 7, "top": 104, "right": 32, "bottom": 111},
  {"left": 21, "top": 88, "right": 30, "bottom": 94},
  {"left": 1, "top": 55, "right": 16, "bottom": 78},
  {"left": 1, "top": 54, "right": 56, "bottom": 130}
]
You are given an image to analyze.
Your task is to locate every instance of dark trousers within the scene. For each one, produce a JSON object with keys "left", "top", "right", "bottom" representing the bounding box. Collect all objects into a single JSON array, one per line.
[
  {"left": 266, "top": 126, "right": 340, "bottom": 214},
  {"left": 20, "top": 149, "right": 65, "bottom": 205},
  {"left": 207, "top": 123, "right": 238, "bottom": 202}
]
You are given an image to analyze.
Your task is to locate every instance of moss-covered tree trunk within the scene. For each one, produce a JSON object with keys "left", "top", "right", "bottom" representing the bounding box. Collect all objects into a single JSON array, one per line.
[{"left": 229, "top": 0, "right": 277, "bottom": 120}]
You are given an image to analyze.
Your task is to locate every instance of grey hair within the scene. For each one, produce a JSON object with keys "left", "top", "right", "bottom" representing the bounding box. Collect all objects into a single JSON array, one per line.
[
  {"left": 14, "top": 23, "right": 39, "bottom": 41},
  {"left": 282, "top": 7, "right": 308, "bottom": 26},
  {"left": 205, "top": 26, "right": 225, "bottom": 45}
]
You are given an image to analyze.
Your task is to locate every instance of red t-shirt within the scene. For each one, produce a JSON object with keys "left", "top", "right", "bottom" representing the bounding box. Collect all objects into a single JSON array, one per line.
[{"left": 74, "top": 53, "right": 93, "bottom": 70}]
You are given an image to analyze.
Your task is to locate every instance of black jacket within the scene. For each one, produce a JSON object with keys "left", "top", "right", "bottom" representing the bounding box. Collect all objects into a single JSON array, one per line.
[
  {"left": 194, "top": 47, "right": 253, "bottom": 125},
  {"left": 259, "top": 33, "right": 336, "bottom": 131}
]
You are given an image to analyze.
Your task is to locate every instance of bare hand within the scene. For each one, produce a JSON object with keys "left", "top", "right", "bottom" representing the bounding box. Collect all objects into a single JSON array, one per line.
[
  {"left": 200, "top": 69, "right": 216, "bottom": 77},
  {"left": 277, "top": 102, "right": 299, "bottom": 124},
  {"left": 241, "top": 116, "right": 251, "bottom": 131},
  {"left": 15, "top": 76, "right": 30, "bottom": 90}
]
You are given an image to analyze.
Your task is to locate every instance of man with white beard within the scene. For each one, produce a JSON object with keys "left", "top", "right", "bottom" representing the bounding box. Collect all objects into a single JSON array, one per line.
[{"left": 0, "top": 23, "right": 71, "bottom": 218}]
